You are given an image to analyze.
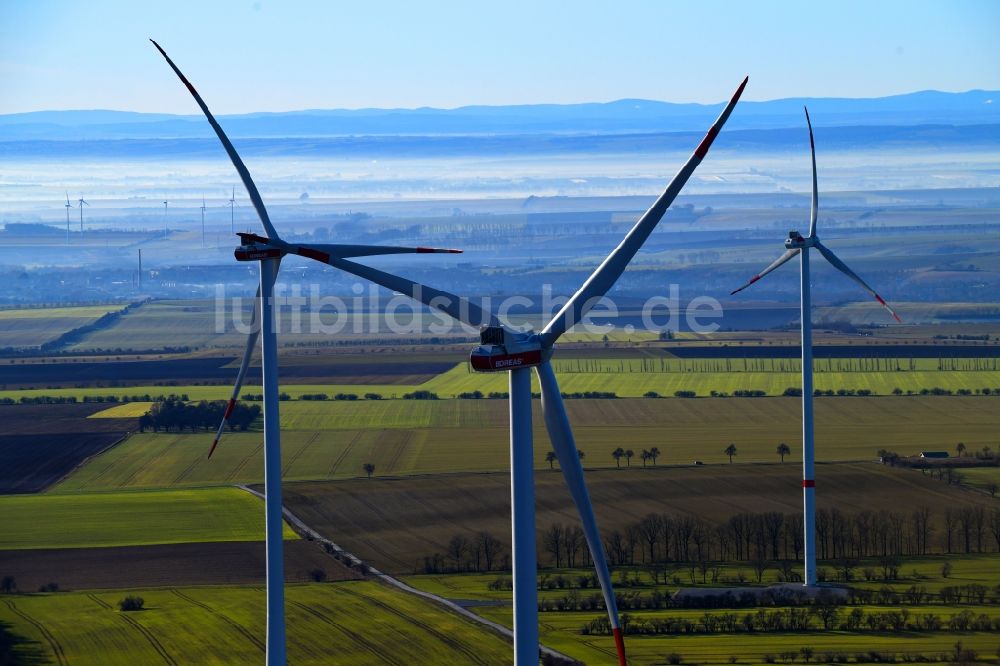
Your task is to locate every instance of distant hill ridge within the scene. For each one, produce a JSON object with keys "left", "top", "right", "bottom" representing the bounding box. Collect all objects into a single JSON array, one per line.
[{"left": 0, "top": 89, "right": 996, "bottom": 140}]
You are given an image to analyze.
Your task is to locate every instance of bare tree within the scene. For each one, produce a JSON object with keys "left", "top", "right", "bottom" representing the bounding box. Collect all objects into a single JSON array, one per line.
[
  {"left": 636, "top": 514, "right": 663, "bottom": 563},
  {"left": 624, "top": 449, "right": 634, "bottom": 467},
  {"left": 956, "top": 442, "right": 967, "bottom": 457},
  {"left": 640, "top": 449, "right": 651, "bottom": 467},
  {"left": 447, "top": 534, "right": 468, "bottom": 571},
  {"left": 611, "top": 447, "right": 625, "bottom": 468},
  {"left": 724, "top": 443, "right": 737, "bottom": 464},
  {"left": 545, "top": 451, "right": 557, "bottom": 469},
  {"left": 478, "top": 531, "right": 503, "bottom": 571},
  {"left": 649, "top": 447, "right": 661, "bottom": 465},
  {"left": 541, "top": 523, "right": 564, "bottom": 568},
  {"left": 564, "top": 525, "right": 584, "bottom": 567},
  {"left": 911, "top": 506, "right": 932, "bottom": 556},
  {"left": 989, "top": 508, "right": 1000, "bottom": 552},
  {"left": 362, "top": 462, "right": 375, "bottom": 479}
]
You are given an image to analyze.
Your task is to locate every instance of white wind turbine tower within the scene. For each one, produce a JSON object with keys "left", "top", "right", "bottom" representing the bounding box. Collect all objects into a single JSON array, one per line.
[
  {"left": 162, "top": 199, "right": 169, "bottom": 236},
  {"left": 64, "top": 192, "right": 73, "bottom": 243},
  {"left": 201, "top": 197, "right": 207, "bottom": 246},
  {"left": 77, "top": 194, "right": 89, "bottom": 234},
  {"left": 153, "top": 40, "right": 464, "bottom": 666},
  {"left": 730, "top": 107, "right": 901, "bottom": 587}
]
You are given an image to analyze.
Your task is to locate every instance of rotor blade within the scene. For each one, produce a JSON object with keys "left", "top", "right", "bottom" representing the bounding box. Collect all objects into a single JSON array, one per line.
[
  {"left": 209, "top": 283, "right": 263, "bottom": 458},
  {"left": 535, "top": 361, "right": 626, "bottom": 666},
  {"left": 293, "top": 243, "right": 462, "bottom": 261},
  {"left": 150, "top": 39, "right": 279, "bottom": 241},
  {"left": 730, "top": 248, "right": 800, "bottom": 295},
  {"left": 325, "top": 256, "right": 496, "bottom": 329},
  {"left": 540, "top": 76, "right": 747, "bottom": 347},
  {"left": 805, "top": 107, "right": 818, "bottom": 238},
  {"left": 814, "top": 241, "right": 901, "bottom": 322}
]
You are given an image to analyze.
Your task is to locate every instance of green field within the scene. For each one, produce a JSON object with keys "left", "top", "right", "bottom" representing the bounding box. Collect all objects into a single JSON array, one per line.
[
  {"left": 404, "top": 553, "right": 1000, "bottom": 665},
  {"left": 3, "top": 355, "right": 1000, "bottom": 402},
  {"left": 0, "top": 305, "right": 125, "bottom": 348},
  {"left": 88, "top": 402, "right": 155, "bottom": 418},
  {"left": 0, "top": 488, "right": 295, "bottom": 549},
  {"left": 417, "top": 359, "right": 1000, "bottom": 398},
  {"left": 0, "top": 581, "right": 513, "bottom": 665},
  {"left": 52, "top": 397, "right": 1000, "bottom": 492}
]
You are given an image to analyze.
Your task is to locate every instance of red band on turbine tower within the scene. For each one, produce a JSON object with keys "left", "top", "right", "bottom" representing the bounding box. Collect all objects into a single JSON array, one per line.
[
  {"left": 612, "top": 627, "right": 627, "bottom": 666},
  {"left": 803, "top": 479, "right": 815, "bottom": 488}
]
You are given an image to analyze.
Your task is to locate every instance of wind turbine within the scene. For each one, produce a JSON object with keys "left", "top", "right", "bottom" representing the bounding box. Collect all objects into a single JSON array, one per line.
[
  {"left": 201, "top": 197, "right": 207, "bottom": 246},
  {"left": 729, "top": 107, "right": 900, "bottom": 587},
  {"left": 154, "top": 37, "right": 745, "bottom": 666},
  {"left": 297, "top": 77, "right": 746, "bottom": 666},
  {"left": 77, "top": 194, "right": 89, "bottom": 234},
  {"left": 163, "top": 199, "right": 169, "bottom": 236},
  {"left": 64, "top": 192, "right": 73, "bottom": 243},
  {"left": 153, "top": 40, "right": 464, "bottom": 666}
]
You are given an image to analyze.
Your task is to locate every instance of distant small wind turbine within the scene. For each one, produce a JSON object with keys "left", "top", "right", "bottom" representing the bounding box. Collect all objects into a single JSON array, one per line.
[
  {"left": 77, "top": 195, "right": 89, "bottom": 234},
  {"left": 201, "top": 197, "right": 207, "bottom": 246},
  {"left": 163, "top": 199, "right": 169, "bottom": 236},
  {"left": 227, "top": 187, "right": 236, "bottom": 234},
  {"left": 730, "top": 107, "right": 901, "bottom": 587},
  {"left": 64, "top": 192, "right": 73, "bottom": 243}
]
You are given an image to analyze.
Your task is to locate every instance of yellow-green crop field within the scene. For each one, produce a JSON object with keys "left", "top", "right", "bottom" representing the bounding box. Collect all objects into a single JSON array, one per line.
[
  {"left": 52, "top": 396, "right": 1000, "bottom": 492},
  {"left": 0, "top": 488, "right": 295, "bottom": 549},
  {"left": 0, "top": 582, "right": 513, "bottom": 665},
  {"left": 87, "top": 402, "right": 155, "bottom": 418},
  {"left": 406, "top": 553, "right": 1000, "bottom": 665},
  {"left": 0, "top": 305, "right": 125, "bottom": 348}
]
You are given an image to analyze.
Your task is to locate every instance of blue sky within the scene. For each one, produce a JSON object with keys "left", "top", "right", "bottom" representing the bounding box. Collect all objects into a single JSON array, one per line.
[{"left": 1, "top": 0, "right": 998, "bottom": 114}]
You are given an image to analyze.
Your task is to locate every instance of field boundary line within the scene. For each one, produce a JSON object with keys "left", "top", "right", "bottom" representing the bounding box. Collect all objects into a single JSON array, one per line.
[
  {"left": 49, "top": 431, "right": 131, "bottom": 492},
  {"left": 4, "top": 599, "right": 68, "bottom": 666},
  {"left": 236, "top": 484, "right": 573, "bottom": 664}
]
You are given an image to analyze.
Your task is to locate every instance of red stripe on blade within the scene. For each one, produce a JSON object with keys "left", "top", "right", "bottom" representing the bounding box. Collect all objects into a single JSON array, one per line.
[
  {"left": 223, "top": 398, "right": 236, "bottom": 419},
  {"left": 207, "top": 438, "right": 220, "bottom": 459},
  {"left": 803, "top": 479, "right": 815, "bottom": 488},
  {"left": 297, "top": 247, "right": 330, "bottom": 263},
  {"left": 694, "top": 126, "right": 720, "bottom": 159},
  {"left": 612, "top": 627, "right": 627, "bottom": 666}
]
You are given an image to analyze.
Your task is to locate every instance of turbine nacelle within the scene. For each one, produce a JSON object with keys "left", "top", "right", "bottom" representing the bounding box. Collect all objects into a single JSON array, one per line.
[
  {"left": 470, "top": 325, "right": 544, "bottom": 372},
  {"left": 235, "top": 233, "right": 284, "bottom": 261},
  {"left": 784, "top": 231, "right": 815, "bottom": 249}
]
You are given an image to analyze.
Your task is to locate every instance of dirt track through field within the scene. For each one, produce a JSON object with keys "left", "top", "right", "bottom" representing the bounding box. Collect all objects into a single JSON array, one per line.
[
  {"left": 4, "top": 599, "right": 68, "bottom": 666},
  {"left": 287, "top": 598, "right": 403, "bottom": 665},
  {"left": 170, "top": 589, "right": 265, "bottom": 653},
  {"left": 337, "top": 583, "right": 490, "bottom": 666},
  {"left": 326, "top": 431, "right": 362, "bottom": 477},
  {"left": 86, "top": 592, "right": 178, "bottom": 666}
]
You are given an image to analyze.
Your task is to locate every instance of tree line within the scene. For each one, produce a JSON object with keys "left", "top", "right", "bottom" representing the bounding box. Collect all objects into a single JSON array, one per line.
[{"left": 137, "top": 397, "right": 260, "bottom": 433}]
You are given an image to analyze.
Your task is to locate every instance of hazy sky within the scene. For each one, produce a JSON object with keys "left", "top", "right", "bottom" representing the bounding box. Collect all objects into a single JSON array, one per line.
[{"left": 1, "top": 0, "right": 998, "bottom": 114}]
